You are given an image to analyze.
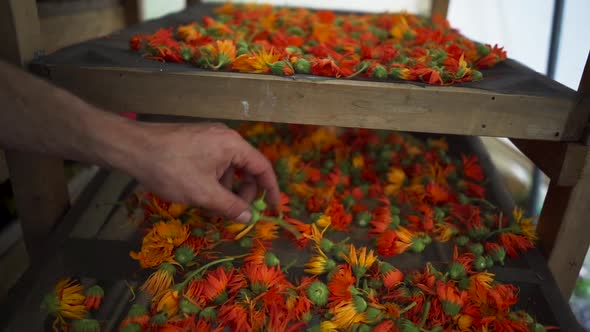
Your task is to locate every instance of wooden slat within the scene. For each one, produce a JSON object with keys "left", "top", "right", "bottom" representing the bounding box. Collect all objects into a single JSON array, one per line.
[
  {"left": 45, "top": 65, "right": 578, "bottom": 141},
  {"left": 430, "top": 0, "right": 450, "bottom": 18},
  {"left": 123, "top": 0, "right": 140, "bottom": 25},
  {"left": 540, "top": 52, "right": 590, "bottom": 298},
  {"left": 1, "top": 0, "right": 71, "bottom": 260},
  {"left": 69, "top": 171, "right": 133, "bottom": 238}
]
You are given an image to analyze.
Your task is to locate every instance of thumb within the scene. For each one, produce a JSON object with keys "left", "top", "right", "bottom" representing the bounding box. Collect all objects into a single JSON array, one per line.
[{"left": 201, "top": 182, "right": 252, "bottom": 223}]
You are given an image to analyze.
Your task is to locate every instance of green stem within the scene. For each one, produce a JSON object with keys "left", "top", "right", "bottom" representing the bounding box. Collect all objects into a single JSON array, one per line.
[
  {"left": 485, "top": 211, "right": 505, "bottom": 239},
  {"left": 399, "top": 301, "right": 417, "bottom": 314},
  {"left": 419, "top": 299, "right": 431, "bottom": 329},
  {"left": 179, "top": 257, "right": 235, "bottom": 288},
  {"left": 346, "top": 62, "right": 370, "bottom": 79},
  {"left": 471, "top": 198, "right": 496, "bottom": 209},
  {"left": 282, "top": 258, "right": 298, "bottom": 273}
]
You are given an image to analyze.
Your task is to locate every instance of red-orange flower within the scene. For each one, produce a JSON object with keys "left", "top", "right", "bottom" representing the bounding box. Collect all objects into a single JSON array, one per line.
[
  {"left": 311, "top": 58, "right": 342, "bottom": 78},
  {"left": 462, "top": 155, "right": 485, "bottom": 182},
  {"left": 436, "top": 281, "right": 467, "bottom": 316}
]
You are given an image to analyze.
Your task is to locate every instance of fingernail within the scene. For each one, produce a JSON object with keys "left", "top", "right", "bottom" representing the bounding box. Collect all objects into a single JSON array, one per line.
[{"left": 236, "top": 210, "right": 252, "bottom": 224}]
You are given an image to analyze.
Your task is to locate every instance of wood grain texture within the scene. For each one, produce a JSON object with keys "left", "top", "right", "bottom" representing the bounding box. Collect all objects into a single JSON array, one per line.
[
  {"left": 540, "top": 52, "right": 590, "bottom": 298},
  {"left": 430, "top": 0, "right": 450, "bottom": 18},
  {"left": 5, "top": 151, "right": 70, "bottom": 259},
  {"left": 45, "top": 65, "right": 579, "bottom": 141},
  {"left": 40, "top": 4, "right": 126, "bottom": 53},
  {"left": 1, "top": 0, "right": 70, "bottom": 260}
]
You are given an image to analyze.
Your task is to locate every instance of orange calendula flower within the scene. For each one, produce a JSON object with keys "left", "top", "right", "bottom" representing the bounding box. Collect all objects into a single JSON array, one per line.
[
  {"left": 434, "top": 222, "right": 457, "bottom": 242},
  {"left": 232, "top": 48, "right": 281, "bottom": 73},
  {"left": 384, "top": 167, "right": 405, "bottom": 196},
  {"left": 41, "top": 278, "right": 87, "bottom": 331},
  {"left": 254, "top": 221, "right": 280, "bottom": 240},
  {"left": 437, "top": 281, "right": 467, "bottom": 316},
  {"left": 130, "top": 219, "right": 189, "bottom": 268},
  {"left": 153, "top": 288, "right": 180, "bottom": 317},
  {"left": 499, "top": 233, "right": 534, "bottom": 257},
  {"left": 209, "top": 39, "right": 237, "bottom": 69},
  {"left": 341, "top": 245, "right": 377, "bottom": 278},
  {"left": 462, "top": 154, "right": 484, "bottom": 182},
  {"left": 140, "top": 262, "right": 176, "bottom": 296}
]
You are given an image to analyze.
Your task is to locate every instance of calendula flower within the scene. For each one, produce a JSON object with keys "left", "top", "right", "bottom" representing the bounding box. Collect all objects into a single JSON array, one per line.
[
  {"left": 319, "top": 320, "right": 339, "bottom": 331},
  {"left": 328, "top": 266, "right": 356, "bottom": 303},
  {"left": 499, "top": 233, "right": 534, "bottom": 257},
  {"left": 140, "top": 262, "right": 176, "bottom": 296},
  {"left": 305, "top": 250, "right": 336, "bottom": 275},
  {"left": 341, "top": 245, "right": 377, "bottom": 278},
  {"left": 154, "top": 219, "right": 190, "bottom": 246},
  {"left": 436, "top": 281, "right": 467, "bottom": 316},
  {"left": 325, "top": 199, "right": 352, "bottom": 231},
  {"left": 462, "top": 155, "right": 484, "bottom": 182},
  {"left": 384, "top": 167, "right": 405, "bottom": 196},
  {"left": 254, "top": 221, "right": 280, "bottom": 240},
  {"left": 382, "top": 268, "right": 404, "bottom": 289},
  {"left": 306, "top": 281, "right": 329, "bottom": 306},
  {"left": 41, "top": 278, "right": 87, "bottom": 331},
  {"left": 330, "top": 299, "right": 367, "bottom": 329},
  {"left": 232, "top": 48, "right": 281, "bottom": 73},
  {"left": 84, "top": 285, "right": 104, "bottom": 310},
  {"left": 434, "top": 222, "right": 457, "bottom": 242},
  {"left": 208, "top": 39, "right": 237, "bottom": 69},
  {"left": 153, "top": 288, "right": 180, "bottom": 317},
  {"left": 315, "top": 214, "right": 332, "bottom": 228},
  {"left": 512, "top": 207, "right": 537, "bottom": 242}
]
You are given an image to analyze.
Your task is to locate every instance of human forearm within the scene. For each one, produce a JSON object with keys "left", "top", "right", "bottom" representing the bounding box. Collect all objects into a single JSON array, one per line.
[{"left": 0, "top": 60, "right": 145, "bottom": 172}]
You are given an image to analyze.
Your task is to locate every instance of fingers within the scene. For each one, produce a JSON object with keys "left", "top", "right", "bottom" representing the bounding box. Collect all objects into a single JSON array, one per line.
[
  {"left": 237, "top": 175, "right": 257, "bottom": 203},
  {"left": 220, "top": 166, "right": 234, "bottom": 191},
  {"left": 230, "top": 138, "right": 280, "bottom": 207},
  {"left": 202, "top": 181, "right": 252, "bottom": 223}
]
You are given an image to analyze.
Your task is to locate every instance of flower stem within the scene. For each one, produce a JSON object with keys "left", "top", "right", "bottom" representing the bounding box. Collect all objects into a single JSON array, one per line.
[
  {"left": 346, "top": 62, "right": 370, "bottom": 79},
  {"left": 283, "top": 258, "right": 298, "bottom": 273},
  {"left": 179, "top": 257, "right": 235, "bottom": 288},
  {"left": 419, "top": 298, "right": 431, "bottom": 329},
  {"left": 399, "top": 301, "right": 417, "bottom": 314}
]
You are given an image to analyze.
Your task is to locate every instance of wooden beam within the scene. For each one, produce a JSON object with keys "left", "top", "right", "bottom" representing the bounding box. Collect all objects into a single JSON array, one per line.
[
  {"left": 430, "top": 0, "right": 450, "bottom": 18},
  {"left": 538, "top": 52, "right": 590, "bottom": 298},
  {"left": 43, "top": 65, "right": 578, "bottom": 141},
  {"left": 186, "top": 0, "right": 202, "bottom": 6},
  {"left": 0, "top": 0, "right": 70, "bottom": 260},
  {"left": 123, "top": 0, "right": 140, "bottom": 26}
]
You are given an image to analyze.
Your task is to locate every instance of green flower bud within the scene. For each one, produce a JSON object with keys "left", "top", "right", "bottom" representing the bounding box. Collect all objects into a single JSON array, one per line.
[
  {"left": 151, "top": 311, "right": 168, "bottom": 325},
  {"left": 180, "top": 47, "right": 193, "bottom": 62},
  {"left": 199, "top": 307, "right": 217, "bottom": 321},
  {"left": 294, "top": 58, "right": 311, "bottom": 74},
  {"left": 352, "top": 295, "right": 367, "bottom": 312},
  {"left": 477, "top": 44, "right": 490, "bottom": 56},
  {"left": 306, "top": 281, "right": 329, "bottom": 306},
  {"left": 237, "top": 46, "right": 250, "bottom": 56},
  {"left": 213, "top": 291, "right": 228, "bottom": 305},
  {"left": 458, "top": 278, "right": 470, "bottom": 290},
  {"left": 471, "top": 70, "right": 483, "bottom": 81},
  {"left": 485, "top": 255, "right": 494, "bottom": 269},
  {"left": 253, "top": 198, "right": 267, "bottom": 211},
  {"left": 490, "top": 246, "right": 506, "bottom": 265},
  {"left": 410, "top": 238, "right": 426, "bottom": 253},
  {"left": 264, "top": 252, "right": 280, "bottom": 267},
  {"left": 442, "top": 300, "right": 462, "bottom": 316},
  {"left": 356, "top": 211, "right": 372, "bottom": 227},
  {"left": 192, "top": 228, "right": 205, "bottom": 237},
  {"left": 287, "top": 26, "right": 305, "bottom": 36},
  {"left": 174, "top": 245, "right": 195, "bottom": 265},
  {"left": 285, "top": 46, "right": 302, "bottom": 54},
  {"left": 372, "top": 65, "right": 388, "bottom": 80},
  {"left": 365, "top": 306, "right": 382, "bottom": 322},
  {"left": 473, "top": 256, "right": 487, "bottom": 271},
  {"left": 320, "top": 238, "right": 334, "bottom": 253},
  {"left": 358, "top": 324, "right": 372, "bottom": 332},
  {"left": 422, "top": 235, "right": 432, "bottom": 245},
  {"left": 179, "top": 298, "right": 200, "bottom": 314},
  {"left": 455, "top": 235, "right": 469, "bottom": 246},
  {"left": 469, "top": 243, "right": 484, "bottom": 256},
  {"left": 449, "top": 262, "right": 467, "bottom": 280}
]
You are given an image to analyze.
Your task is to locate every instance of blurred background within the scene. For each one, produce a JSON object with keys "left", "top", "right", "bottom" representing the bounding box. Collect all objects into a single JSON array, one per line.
[{"left": 0, "top": 0, "right": 589, "bottom": 328}]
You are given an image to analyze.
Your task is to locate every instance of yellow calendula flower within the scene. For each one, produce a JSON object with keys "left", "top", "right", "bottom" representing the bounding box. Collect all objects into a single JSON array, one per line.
[
  {"left": 316, "top": 214, "right": 332, "bottom": 229},
  {"left": 153, "top": 288, "right": 180, "bottom": 317},
  {"left": 512, "top": 207, "right": 537, "bottom": 242},
  {"left": 330, "top": 299, "right": 367, "bottom": 329},
  {"left": 456, "top": 314, "right": 474, "bottom": 331},
  {"left": 154, "top": 219, "right": 190, "bottom": 247},
  {"left": 41, "top": 278, "right": 87, "bottom": 332},
  {"left": 319, "top": 320, "right": 339, "bottom": 331},
  {"left": 341, "top": 245, "right": 377, "bottom": 278},
  {"left": 385, "top": 167, "right": 405, "bottom": 195},
  {"left": 226, "top": 222, "right": 247, "bottom": 234},
  {"left": 352, "top": 155, "right": 365, "bottom": 168},
  {"left": 305, "top": 250, "right": 336, "bottom": 275}
]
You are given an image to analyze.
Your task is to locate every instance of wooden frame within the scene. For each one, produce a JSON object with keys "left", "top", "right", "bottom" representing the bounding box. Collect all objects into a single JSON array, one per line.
[{"left": 2, "top": 0, "right": 589, "bottom": 303}]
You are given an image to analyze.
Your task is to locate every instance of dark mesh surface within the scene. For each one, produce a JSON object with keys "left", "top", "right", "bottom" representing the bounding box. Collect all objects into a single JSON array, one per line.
[{"left": 34, "top": 3, "right": 576, "bottom": 99}]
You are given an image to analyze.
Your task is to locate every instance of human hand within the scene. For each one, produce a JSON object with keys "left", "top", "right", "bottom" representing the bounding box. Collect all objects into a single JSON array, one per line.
[{"left": 123, "top": 122, "right": 279, "bottom": 223}]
